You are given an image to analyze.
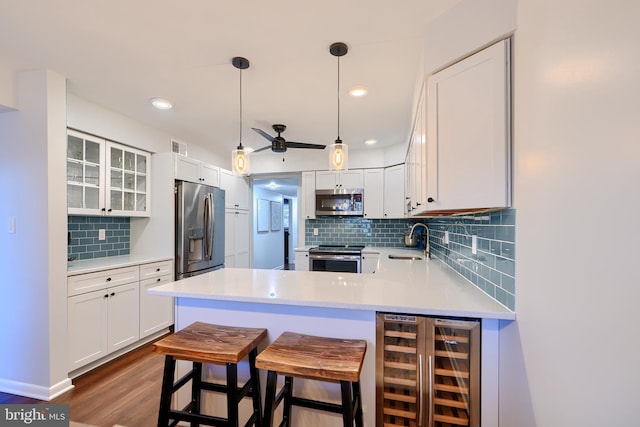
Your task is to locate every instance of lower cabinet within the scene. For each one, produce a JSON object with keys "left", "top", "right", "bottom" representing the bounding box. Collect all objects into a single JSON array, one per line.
[
  {"left": 225, "top": 209, "right": 250, "bottom": 268},
  {"left": 294, "top": 249, "right": 309, "bottom": 271},
  {"left": 139, "top": 260, "right": 174, "bottom": 337},
  {"left": 361, "top": 251, "right": 380, "bottom": 274},
  {"left": 68, "top": 282, "right": 139, "bottom": 371},
  {"left": 67, "top": 258, "right": 173, "bottom": 372}
]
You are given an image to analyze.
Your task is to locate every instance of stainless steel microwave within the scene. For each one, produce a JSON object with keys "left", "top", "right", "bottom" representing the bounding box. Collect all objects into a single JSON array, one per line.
[{"left": 315, "top": 188, "right": 363, "bottom": 216}]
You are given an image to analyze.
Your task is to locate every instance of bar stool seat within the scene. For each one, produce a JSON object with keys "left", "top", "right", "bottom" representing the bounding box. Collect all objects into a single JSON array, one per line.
[
  {"left": 153, "top": 322, "right": 268, "bottom": 427},
  {"left": 255, "top": 331, "right": 367, "bottom": 427}
]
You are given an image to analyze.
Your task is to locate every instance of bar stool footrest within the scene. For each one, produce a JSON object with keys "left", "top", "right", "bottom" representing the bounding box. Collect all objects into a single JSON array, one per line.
[{"left": 290, "top": 396, "right": 343, "bottom": 414}]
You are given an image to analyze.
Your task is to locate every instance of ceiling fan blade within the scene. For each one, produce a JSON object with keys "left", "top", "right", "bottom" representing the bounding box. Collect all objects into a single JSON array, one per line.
[
  {"left": 252, "top": 128, "right": 275, "bottom": 142},
  {"left": 252, "top": 145, "right": 272, "bottom": 153},
  {"left": 285, "top": 141, "right": 327, "bottom": 150}
]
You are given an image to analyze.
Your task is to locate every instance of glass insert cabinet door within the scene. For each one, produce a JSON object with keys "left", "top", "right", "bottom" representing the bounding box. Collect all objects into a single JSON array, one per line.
[
  {"left": 67, "top": 130, "right": 106, "bottom": 214},
  {"left": 66, "top": 129, "right": 151, "bottom": 217},
  {"left": 106, "top": 141, "right": 150, "bottom": 216}
]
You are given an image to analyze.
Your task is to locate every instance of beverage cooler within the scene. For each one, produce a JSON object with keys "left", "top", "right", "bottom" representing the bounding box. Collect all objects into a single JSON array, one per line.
[{"left": 376, "top": 313, "right": 480, "bottom": 427}]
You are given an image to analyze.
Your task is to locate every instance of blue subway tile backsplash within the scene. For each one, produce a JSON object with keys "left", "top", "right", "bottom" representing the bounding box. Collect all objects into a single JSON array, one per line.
[
  {"left": 67, "top": 216, "right": 130, "bottom": 260},
  {"left": 305, "top": 209, "right": 516, "bottom": 310}
]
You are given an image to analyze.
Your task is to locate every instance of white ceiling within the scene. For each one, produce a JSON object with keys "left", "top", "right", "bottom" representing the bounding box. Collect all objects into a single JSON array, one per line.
[{"left": 0, "top": 0, "right": 461, "bottom": 159}]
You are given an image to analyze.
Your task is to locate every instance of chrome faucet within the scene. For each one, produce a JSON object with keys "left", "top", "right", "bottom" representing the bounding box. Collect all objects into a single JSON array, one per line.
[{"left": 409, "top": 222, "right": 430, "bottom": 259}]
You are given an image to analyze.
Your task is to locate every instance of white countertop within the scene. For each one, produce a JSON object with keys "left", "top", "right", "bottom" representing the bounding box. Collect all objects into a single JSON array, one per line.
[
  {"left": 149, "top": 248, "right": 514, "bottom": 320},
  {"left": 67, "top": 254, "right": 172, "bottom": 275}
]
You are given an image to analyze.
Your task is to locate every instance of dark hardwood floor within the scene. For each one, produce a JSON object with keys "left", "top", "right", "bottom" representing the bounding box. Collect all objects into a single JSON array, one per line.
[{"left": 1, "top": 341, "right": 165, "bottom": 427}]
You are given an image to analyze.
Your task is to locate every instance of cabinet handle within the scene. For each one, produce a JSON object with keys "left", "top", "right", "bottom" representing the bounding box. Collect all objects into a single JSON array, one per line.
[
  {"left": 416, "top": 203, "right": 422, "bottom": 206},
  {"left": 427, "top": 197, "right": 435, "bottom": 203}
]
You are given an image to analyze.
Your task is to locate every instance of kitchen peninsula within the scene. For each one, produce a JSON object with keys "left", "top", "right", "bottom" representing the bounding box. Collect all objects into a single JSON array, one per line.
[{"left": 149, "top": 248, "right": 514, "bottom": 426}]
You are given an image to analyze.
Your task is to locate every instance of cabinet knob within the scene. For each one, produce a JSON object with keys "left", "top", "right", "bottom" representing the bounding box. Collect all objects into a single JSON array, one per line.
[
  {"left": 103, "top": 294, "right": 109, "bottom": 299},
  {"left": 106, "top": 277, "right": 112, "bottom": 282},
  {"left": 110, "top": 292, "right": 115, "bottom": 297},
  {"left": 107, "top": 208, "right": 112, "bottom": 212},
  {"left": 157, "top": 278, "right": 161, "bottom": 282},
  {"left": 427, "top": 197, "right": 435, "bottom": 203},
  {"left": 156, "top": 268, "right": 160, "bottom": 272}
]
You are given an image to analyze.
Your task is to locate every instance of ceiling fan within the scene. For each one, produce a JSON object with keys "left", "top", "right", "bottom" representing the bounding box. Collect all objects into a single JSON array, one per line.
[{"left": 252, "top": 124, "right": 326, "bottom": 153}]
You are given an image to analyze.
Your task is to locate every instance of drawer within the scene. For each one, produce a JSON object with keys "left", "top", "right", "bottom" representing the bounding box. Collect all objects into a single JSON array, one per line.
[
  {"left": 68, "top": 266, "right": 139, "bottom": 297},
  {"left": 140, "top": 260, "right": 173, "bottom": 280},
  {"left": 140, "top": 274, "right": 173, "bottom": 288}
]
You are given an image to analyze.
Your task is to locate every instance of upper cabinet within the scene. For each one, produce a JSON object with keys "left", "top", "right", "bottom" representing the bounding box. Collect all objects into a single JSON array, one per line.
[
  {"left": 301, "top": 171, "right": 316, "bottom": 220},
  {"left": 383, "top": 164, "right": 406, "bottom": 219},
  {"left": 174, "top": 155, "right": 220, "bottom": 187},
  {"left": 425, "top": 39, "right": 511, "bottom": 212},
  {"left": 220, "top": 169, "right": 250, "bottom": 211},
  {"left": 405, "top": 88, "right": 427, "bottom": 217},
  {"left": 363, "top": 169, "right": 384, "bottom": 219},
  {"left": 315, "top": 170, "right": 363, "bottom": 190},
  {"left": 67, "top": 129, "right": 151, "bottom": 217}
]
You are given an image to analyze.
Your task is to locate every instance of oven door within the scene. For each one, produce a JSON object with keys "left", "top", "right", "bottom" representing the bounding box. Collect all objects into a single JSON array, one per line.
[{"left": 309, "top": 253, "right": 361, "bottom": 273}]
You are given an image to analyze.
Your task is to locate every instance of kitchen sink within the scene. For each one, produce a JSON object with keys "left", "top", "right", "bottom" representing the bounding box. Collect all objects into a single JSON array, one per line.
[{"left": 388, "top": 254, "right": 423, "bottom": 261}]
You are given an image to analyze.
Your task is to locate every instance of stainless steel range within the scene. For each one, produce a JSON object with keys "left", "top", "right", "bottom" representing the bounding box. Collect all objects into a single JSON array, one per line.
[{"left": 308, "top": 245, "right": 365, "bottom": 273}]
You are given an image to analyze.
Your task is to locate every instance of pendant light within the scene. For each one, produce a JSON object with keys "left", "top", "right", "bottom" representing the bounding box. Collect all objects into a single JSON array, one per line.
[
  {"left": 329, "top": 42, "right": 349, "bottom": 171},
  {"left": 231, "top": 56, "right": 250, "bottom": 175}
]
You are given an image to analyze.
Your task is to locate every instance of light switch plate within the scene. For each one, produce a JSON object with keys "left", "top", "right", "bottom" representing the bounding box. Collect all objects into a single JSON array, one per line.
[
  {"left": 7, "top": 216, "right": 15, "bottom": 234},
  {"left": 98, "top": 228, "right": 106, "bottom": 240},
  {"left": 313, "top": 228, "right": 319, "bottom": 236}
]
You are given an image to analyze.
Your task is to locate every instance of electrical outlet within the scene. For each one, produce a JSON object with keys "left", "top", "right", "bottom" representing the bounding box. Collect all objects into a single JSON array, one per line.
[
  {"left": 98, "top": 228, "right": 106, "bottom": 241},
  {"left": 444, "top": 231, "right": 449, "bottom": 245},
  {"left": 471, "top": 235, "right": 477, "bottom": 255},
  {"left": 313, "top": 228, "right": 319, "bottom": 236}
]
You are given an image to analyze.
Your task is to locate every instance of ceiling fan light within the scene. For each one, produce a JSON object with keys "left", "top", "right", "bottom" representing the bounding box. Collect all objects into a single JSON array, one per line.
[
  {"left": 231, "top": 146, "right": 250, "bottom": 176},
  {"left": 329, "top": 141, "right": 348, "bottom": 171}
]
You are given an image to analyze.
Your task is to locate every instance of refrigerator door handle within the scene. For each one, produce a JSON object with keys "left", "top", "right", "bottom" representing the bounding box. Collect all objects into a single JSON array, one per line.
[{"left": 203, "top": 193, "right": 213, "bottom": 260}]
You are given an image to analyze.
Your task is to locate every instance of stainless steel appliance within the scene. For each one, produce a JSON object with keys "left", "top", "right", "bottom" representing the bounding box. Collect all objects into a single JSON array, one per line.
[
  {"left": 309, "top": 245, "right": 364, "bottom": 273},
  {"left": 315, "top": 188, "right": 363, "bottom": 216},
  {"left": 175, "top": 181, "right": 225, "bottom": 279},
  {"left": 376, "top": 313, "right": 480, "bottom": 427}
]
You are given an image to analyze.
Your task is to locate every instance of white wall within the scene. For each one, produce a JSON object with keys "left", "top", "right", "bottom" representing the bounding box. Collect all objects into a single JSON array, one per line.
[
  {"left": 0, "top": 62, "right": 17, "bottom": 111},
  {"left": 252, "top": 187, "right": 285, "bottom": 269},
  {"left": 0, "top": 69, "right": 71, "bottom": 399},
  {"left": 501, "top": 1, "right": 640, "bottom": 426}
]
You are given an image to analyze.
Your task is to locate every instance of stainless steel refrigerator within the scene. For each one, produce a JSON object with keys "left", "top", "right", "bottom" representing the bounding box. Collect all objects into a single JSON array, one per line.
[{"left": 175, "top": 181, "right": 225, "bottom": 279}]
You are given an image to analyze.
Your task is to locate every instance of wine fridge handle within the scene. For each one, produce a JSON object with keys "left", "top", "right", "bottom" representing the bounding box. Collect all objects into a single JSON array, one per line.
[
  {"left": 419, "top": 354, "right": 424, "bottom": 426},
  {"left": 428, "top": 355, "right": 433, "bottom": 427}
]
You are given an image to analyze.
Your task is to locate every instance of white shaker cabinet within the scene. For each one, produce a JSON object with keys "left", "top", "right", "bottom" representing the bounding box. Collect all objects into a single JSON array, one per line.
[
  {"left": 405, "top": 89, "right": 427, "bottom": 217},
  {"left": 225, "top": 209, "right": 250, "bottom": 268},
  {"left": 315, "top": 169, "right": 363, "bottom": 190},
  {"left": 68, "top": 281, "right": 139, "bottom": 371},
  {"left": 363, "top": 169, "right": 384, "bottom": 219},
  {"left": 361, "top": 250, "right": 380, "bottom": 274},
  {"left": 425, "top": 39, "right": 511, "bottom": 212},
  {"left": 220, "top": 169, "right": 250, "bottom": 210},
  {"left": 301, "top": 171, "right": 316, "bottom": 220},
  {"left": 174, "top": 155, "right": 220, "bottom": 187},
  {"left": 383, "top": 164, "right": 406, "bottom": 219},
  {"left": 294, "top": 249, "right": 309, "bottom": 271},
  {"left": 139, "top": 260, "right": 174, "bottom": 338}
]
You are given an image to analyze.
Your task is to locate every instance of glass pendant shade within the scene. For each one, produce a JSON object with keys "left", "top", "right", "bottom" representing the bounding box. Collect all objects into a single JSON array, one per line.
[
  {"left": 329, "top": 141, "right": 348, "bottom": 170},
  {"left": 231, "top": 146, "right": 250, "bottom": 175}
]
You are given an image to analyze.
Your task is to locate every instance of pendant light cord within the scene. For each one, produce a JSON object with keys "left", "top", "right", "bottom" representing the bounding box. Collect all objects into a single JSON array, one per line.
[
  {"left": 239, "top": 68, "right": 243, "bottom": 148},
  {"left": 336, "top": 55, "right": 341, "bottom": 141}
]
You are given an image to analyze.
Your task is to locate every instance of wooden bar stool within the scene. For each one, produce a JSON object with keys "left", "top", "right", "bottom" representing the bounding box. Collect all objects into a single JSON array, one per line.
[
  {"left": 255, "top": 332, "right": 367, "bottom": 427},
  {"left": 152, "top": 322, "right": 268, "bottom": 427}
]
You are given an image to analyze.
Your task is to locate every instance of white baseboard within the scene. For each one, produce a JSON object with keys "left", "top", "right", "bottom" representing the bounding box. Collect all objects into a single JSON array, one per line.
[{"left": 0, "top": 377, "right": 73, "bottom": 401}]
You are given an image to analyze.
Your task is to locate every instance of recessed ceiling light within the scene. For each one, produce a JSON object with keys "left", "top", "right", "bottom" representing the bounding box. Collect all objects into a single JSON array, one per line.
[
  {"left": 364, "top": 139, "right": 377, "bottom": 146},
  {"left": 349, "top": 86, "right": 368, "bottom": 97},
  {"left": 150, "top": 98, "right": 173, "bottom": 110}
]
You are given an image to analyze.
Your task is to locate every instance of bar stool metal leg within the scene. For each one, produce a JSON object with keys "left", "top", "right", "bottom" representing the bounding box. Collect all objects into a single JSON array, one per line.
[
  {"left": 282, "top": 376, "right": 294, "bottom": 427},
  {"left": 263, "top": 370, "right": 278, "bottom": 427},
  {"left": 353, "top": 381, "right": 364, "bottom": 427},
  {"left": 340, "top": 381, "right": 354, "bottom": 427},
  {"left": 158, "top": 355, "right": 176, "bottom": 427},
  {"left": 248, "top": 348, "right": 263, "bottom": 427},
  {"left": 191, "top": 362, "right": 202, "bottom": 427}
]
